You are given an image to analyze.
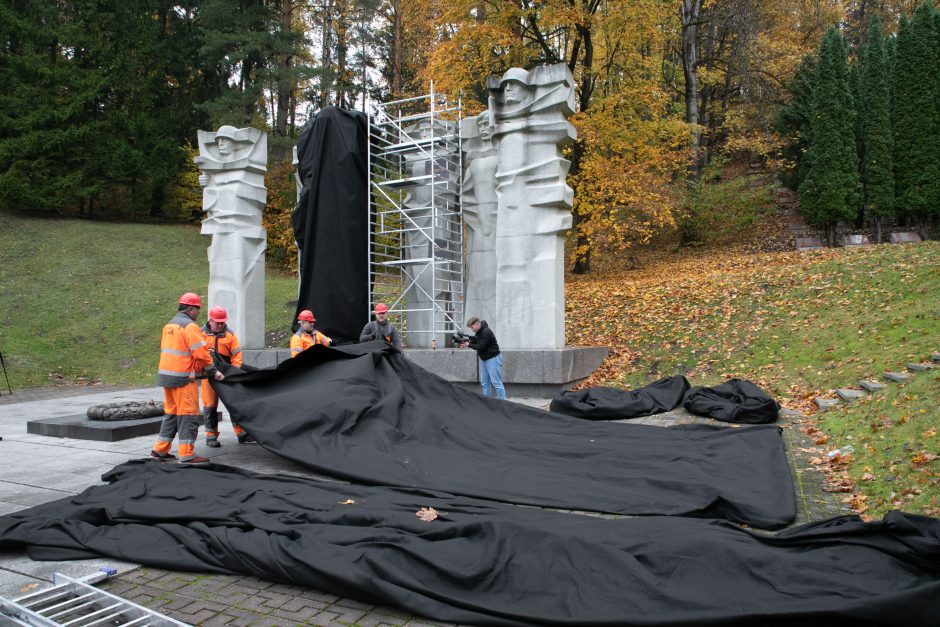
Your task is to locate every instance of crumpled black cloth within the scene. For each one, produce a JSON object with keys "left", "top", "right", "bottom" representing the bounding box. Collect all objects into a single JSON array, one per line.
[
  {"left": 291, "top": 106, "right": 369, "bottom": 343},
  {"left": 549, "top": 376, "right": 690, "bottom": 420},
  {"left": 683, "top": 378, "right": 781, "bottom": 424},
  {"left": 211, "top": 342, "right": 795, "bottom": 529},
  {"left": 1, "top": 460, "right": 938, "bottom": 626}
]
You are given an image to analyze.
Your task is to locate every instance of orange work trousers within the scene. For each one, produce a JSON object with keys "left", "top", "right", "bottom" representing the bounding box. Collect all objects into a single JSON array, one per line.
[{"left": 153, "top": 382, "right": 201, "bottom": 460}]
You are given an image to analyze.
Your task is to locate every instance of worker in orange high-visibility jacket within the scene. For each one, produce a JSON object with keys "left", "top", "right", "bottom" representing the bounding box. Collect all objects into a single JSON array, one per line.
[
  {"left": 200, "top": 306, "right": 246, "bottom": 447},
  {"left": 151, "top": 292, "right": 221, "bottom": 465},
  {"left": 290, "top": 310, "right": 332, "bottom": 357}
]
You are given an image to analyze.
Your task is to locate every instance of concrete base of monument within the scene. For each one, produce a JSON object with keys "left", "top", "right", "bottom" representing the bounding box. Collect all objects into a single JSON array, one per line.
[
  {"left": 404, "top": 346, "right": 609, "bottom": 398},
  {"left": 242, "top": 346, "right": 609, "bottom": 398}
]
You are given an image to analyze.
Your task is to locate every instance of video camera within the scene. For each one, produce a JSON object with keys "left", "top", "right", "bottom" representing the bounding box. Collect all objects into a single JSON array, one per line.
[{"left": 451, "top": 332, "right": 471, "bottom": 345}]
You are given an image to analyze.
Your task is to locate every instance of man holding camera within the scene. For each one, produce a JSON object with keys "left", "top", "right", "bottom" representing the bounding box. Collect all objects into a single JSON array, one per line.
[{"left": 459, "top": 317, "right": 506, "bottom": 400}]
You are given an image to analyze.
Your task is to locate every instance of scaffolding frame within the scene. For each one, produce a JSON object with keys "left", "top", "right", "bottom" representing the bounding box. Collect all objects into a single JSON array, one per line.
[{"left": 368, "top": 85, "right": 464, "bottom": 347}]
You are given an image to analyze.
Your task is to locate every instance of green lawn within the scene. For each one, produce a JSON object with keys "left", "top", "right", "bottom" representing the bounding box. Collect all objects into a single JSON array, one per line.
[{"left": 0, "top": 212, "right": 297, "bottom": 388}]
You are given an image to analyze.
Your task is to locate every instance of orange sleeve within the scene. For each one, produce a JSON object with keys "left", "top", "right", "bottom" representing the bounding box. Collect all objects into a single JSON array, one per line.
[
  {"left": 230, "top": 333, "right": 243, "bottom": 367},
  {"left": 186, "top": 322, "right": 214, "bottom": 371}
]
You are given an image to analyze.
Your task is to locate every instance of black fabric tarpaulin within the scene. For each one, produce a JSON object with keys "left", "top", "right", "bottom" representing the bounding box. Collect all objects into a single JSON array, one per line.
[
  {"left": 683, "top": 378, "right": 781, "bottom": 424},
  {"left": 291, "top": 106, "right": 369, "bottom": 343},
  {"left": 211, "top": 342, "right": 795, "bottom": 529},
  {"left": 1, "top": 460, "right": 938, "bottom": 626},
  {"left": 549, "top": 375, "right": 690, "bottom": 420}
]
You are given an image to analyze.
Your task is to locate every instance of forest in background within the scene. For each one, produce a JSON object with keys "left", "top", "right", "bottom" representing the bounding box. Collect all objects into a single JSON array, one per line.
[{"left": 0, "top": 0, "right": 932, "bottom": 273}]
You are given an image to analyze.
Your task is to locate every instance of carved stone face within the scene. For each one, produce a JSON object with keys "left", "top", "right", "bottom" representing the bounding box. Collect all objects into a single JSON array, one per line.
[
  {"left": 503, "top": 81, "right": 528, "bottom": 105},
  {"left": 477, "top": 114, "right": 493, "bottom": 141},
  {"left": 217, "top": 137, "right": 234, "bottom": 156}
]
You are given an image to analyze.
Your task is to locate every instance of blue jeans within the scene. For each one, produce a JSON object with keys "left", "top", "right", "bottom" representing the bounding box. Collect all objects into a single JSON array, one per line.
[{"left": 480, "top": 353, "right": 506, "bottom": 400}]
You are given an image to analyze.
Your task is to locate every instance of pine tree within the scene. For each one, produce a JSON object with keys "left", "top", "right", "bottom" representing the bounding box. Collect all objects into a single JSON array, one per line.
[
  {"left": 861, "top": 15, "right": 894, "bottom": 242},
  {"left": 892, "top": 2, "right": 940, "bottom": 230},
  {"left": 799, "top": 28, "right": 861, "bottom": 244},
  {"left": 776, "top": 55, "right": 816, "bottom": 191}
]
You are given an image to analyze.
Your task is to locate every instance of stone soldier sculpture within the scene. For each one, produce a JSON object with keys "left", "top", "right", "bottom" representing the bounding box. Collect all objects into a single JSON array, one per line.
[
  {"left": 486, "top": 64, "right": 577, "bottom": 349},
  {"left": 195, "top": 125, "right": 267, "bottom": 349},
  {"left": 459, "top": 111, "right": 499, "bottom": 327}
]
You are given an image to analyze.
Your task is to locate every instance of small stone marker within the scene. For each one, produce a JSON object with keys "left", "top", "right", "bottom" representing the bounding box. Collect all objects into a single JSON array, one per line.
[
  {"left": 932, "top": 353, "right": 940, "bottom": 364},
  {"left": 836, "top": 388, "right": 867, "bottom": 401},
  {"left": 796, "top": 237, "right": 824, "bottom": 251},
  {"left": 906, "top": 362, "right": 935, "bottom": 372},
  {"left": 858, "top": 379, "right": 886, "bottom": 393},
  {"left": 788, "top": 222, "right": 810, "bottom": 232},
  {"left": 883, "top": 371, "right": 911, "bottom": 383},
  {"left": 840, "top": 234, "right": 871, "bottom": 247},
  {"left": 814, "top": 397, "right": 840, "bottom": 411},
  {"left": 889, "top": 232, "right": 922, "bottom": 244}
]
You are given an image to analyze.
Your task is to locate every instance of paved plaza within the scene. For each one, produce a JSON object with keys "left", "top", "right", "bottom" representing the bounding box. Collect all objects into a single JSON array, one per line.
[{"left": 0, "top": 384, "right": 844, "bottom": 626}]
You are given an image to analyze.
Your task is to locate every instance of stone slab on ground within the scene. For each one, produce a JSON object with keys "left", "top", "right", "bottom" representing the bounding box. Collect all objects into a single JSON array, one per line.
[
  {"left": 27, "top": 414, "right": 164, "bottom": 441},
  {"left": 858, "top": 380, "right": 886, "bottom": 393},
  {"left": 932, "top": 353, "right": 940, "bottom": 364},
  {"left": 906, "top": 362, "right": 936, "bottom": 372},
  {"left": 840, "top": 234, "right": 871, "bottom": 247},
  {"left": 884, "top": 371, "right": 911, "bottom": 383},
  {"left": 836, "top": 388, "right": 866, "bottom": 401},
  {"left": 796, "top": 237, "right": 824, "bottom": 251},
  {"left": 814, "top": 397, "right": 840, "bottom": 411},
  {"left": 889, "top": 232, "right": 922, "bottom": 244}
]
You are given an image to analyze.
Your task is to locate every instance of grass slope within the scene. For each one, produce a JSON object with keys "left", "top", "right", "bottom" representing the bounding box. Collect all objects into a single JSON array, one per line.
[
  {"left": 0, "top": 213, "right": 297, "bottom": 388},
  {"left": 567, "top": 241, "right": 939, "bottom": 518}
]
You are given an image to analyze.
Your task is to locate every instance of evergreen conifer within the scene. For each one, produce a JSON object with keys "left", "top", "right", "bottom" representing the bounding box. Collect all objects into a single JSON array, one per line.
[
  {"left": 861, "top": 15, "right": 895, "bottom": 242},
  {"left": 799, "top": 28, "right": 861, "bottom": 243}
]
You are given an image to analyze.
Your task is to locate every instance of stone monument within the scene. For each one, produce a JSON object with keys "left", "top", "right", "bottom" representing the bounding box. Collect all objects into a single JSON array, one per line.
[
  {"left": 195, "top": 125, "right": 267, "bottom": 349},
  {"left": 459, "top": 112, "right": 499, "bottom": 326},
  {"left": 486, "top": 65, "right": 576, "bottom": 349},
  {"left": 400, "top": 120, "right": 460, "bottom": 348}
]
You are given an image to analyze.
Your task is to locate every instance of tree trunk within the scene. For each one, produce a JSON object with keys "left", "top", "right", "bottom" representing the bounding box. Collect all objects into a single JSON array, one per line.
[
  {"left": 680, "top": 0, "right": 704, "bottom": 179},
  {"left": 275, "top": 0, "right": 293, "bottom": 138},
  {"left": 390, "top": 0, "right": 402, "bottom": 98},
  {"left": 320, "top": 0, "right": 334, "bottom": 106}
]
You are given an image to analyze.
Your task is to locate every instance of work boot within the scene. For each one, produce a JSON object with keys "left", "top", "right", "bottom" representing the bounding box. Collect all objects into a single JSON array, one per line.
[
  {"left": 178, "top": 455, "right": 210, "bottom": 466},
  {"left": 237, "top": 433, "right": 256, "bottom": 445},
  {"left": 149, "top": 450, "right": 175, "bottom": 461},
  {"left": 205, "top": 437, "right": 221, "bottom": 448}
]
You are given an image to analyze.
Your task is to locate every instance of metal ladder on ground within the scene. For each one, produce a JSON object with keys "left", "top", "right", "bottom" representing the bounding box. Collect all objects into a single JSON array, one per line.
[{"left": 0, "top": 571, "right": 189, "bottom": 627}]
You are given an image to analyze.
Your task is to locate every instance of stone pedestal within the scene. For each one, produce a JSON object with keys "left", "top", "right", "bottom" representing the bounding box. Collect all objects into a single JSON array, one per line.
[
  {"left": 241, "top": 346, "right": 609, "bottom": 398},
  {"left": 27, "top": 414, "right": 165, "bottom": 441},
  {"left": 404, "top": 346, "right": 608, "bottom": 398}
]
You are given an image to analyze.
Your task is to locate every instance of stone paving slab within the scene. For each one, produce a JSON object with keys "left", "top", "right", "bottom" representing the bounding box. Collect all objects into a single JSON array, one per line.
[
  {"left": 884, "top": 371, "right": 911, "bottom": 382},
  {"left": 814, "top": 397, "right": 840, "bottom": 411},
  {"left": 858, "top": 380, "right": 886, "bottom": 393},
  {"left": 906, "top": 362, "right": 936, "bottom": 372},
  {"left": 0, "top": 385, "right": 844, "bottom": 626},
  {"left": 836, "top": 388, "right": 866, "bottom": 401}
]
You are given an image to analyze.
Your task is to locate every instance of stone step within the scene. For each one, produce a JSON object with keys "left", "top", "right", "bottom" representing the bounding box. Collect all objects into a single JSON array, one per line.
[
  {"left": 858, "top": 379, "right": 886, "bottom": 393},
  {"left": 906, "top": 362, "right": 936, "bottom": 372},
  {"left": 836, "top": 388, "right": 867, "bottom": 401},
  {"left": 884, "top": 371, "right": 911, "bottom": 383},
  {"left": 814, "top": 397, "right": 840, "bottom": 411}
]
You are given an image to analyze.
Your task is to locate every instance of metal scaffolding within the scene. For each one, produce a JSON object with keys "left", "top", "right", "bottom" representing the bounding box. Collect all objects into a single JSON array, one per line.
[{"left": 368, "top": 85, "right": 464, "bottom": 348}]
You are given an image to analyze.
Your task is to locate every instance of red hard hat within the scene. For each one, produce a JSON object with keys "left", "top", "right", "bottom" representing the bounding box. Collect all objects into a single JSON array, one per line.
[
  {"left": 208, "top": 306, "right": 227, "bottom": 323},
  {"left": 179, "top": 292, "right": 202, "bottom": 307},
  {"left": 374, "top": 303, "right": 389, "bottom": 314},
  {"left": 297, "top": 309, "right": 316, "bottom": 322}
]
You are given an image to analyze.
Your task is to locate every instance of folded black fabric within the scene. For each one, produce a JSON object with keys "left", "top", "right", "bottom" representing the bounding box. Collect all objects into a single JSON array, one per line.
[
  {"left": 211, "top": 342, "right": 794, "bottom": 529},
  {"left": 549, "top": 376, "right": 690, "bottom": 420},
  {"left": 683, "top": 378, "right": 781, "bottom": 424},
  {"left": 1, "top": 460, "right": 937, "bottom": 626}
]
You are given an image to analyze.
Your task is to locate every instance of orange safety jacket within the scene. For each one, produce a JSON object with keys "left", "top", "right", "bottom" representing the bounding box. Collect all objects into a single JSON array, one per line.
[
  {"left": 201, "top": 323, "right": 243, "bottom": 368},
  {"left": 157, "top": 312, "right": 213, "bottom": 388},
  {"left": 290, "top": 328, "right": 331, "bottom": 357}
]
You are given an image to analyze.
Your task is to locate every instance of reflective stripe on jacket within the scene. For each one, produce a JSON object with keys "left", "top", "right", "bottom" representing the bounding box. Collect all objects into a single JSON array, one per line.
[
  {"left": 157, "top": 313, "right": 213, "bottom": 388},
  {"left": 290, "top": 329, "right": 331, "bottom": 357},
  {"left": 201, "top": 323, "right": 243, "bottom": 368}
]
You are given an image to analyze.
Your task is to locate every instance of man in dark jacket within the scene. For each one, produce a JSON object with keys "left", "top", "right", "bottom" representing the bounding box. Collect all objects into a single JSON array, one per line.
[{"left": 461, "top": 317, "right": 506, "bottom": 400}]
